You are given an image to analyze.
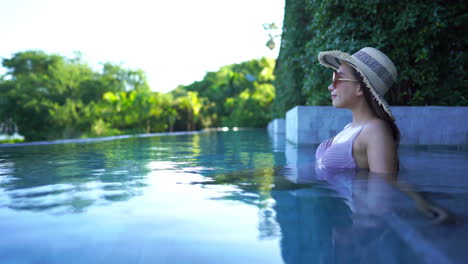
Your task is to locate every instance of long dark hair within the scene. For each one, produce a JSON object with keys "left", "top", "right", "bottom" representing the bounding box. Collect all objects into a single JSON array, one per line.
[{"left": 350, "top": 67, "right": 401, "bottom": 147}]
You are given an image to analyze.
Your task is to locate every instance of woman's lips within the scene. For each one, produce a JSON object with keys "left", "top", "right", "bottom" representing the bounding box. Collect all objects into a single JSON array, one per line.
[{"left": 331, "top": 95, "right": 337, "bottom": 100}]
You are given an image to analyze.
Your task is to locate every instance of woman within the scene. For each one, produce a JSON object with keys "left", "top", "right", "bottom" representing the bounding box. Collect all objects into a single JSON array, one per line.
[
  {"left": 315, "top": 47, "right": 400, "bottom": 174},
  {"left": 314, "top": 47, "right": 452, "bottom": 224}
]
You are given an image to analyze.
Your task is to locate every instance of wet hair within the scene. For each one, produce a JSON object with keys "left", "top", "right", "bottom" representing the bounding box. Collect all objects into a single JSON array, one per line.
[{"left": 349, "top": 66, "right": 401, "bottom": 147}]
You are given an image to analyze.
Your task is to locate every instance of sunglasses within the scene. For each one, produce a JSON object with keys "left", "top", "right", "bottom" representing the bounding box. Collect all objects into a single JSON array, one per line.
[{"left": 332, "top": 71, "right": 358, "bottom": 87}]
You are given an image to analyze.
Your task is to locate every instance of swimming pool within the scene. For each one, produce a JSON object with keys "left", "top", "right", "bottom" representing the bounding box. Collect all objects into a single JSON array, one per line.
[{"left": 0, "top": 130, "right": 466, "bottom": 263}]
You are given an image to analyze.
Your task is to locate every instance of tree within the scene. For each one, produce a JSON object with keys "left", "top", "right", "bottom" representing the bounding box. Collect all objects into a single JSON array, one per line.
[
  {"left": 0, "top": 50, "right": 153, "bottom": 141},
  {"left": 177, "top": 57, "right": 276, "bottom": 128}
]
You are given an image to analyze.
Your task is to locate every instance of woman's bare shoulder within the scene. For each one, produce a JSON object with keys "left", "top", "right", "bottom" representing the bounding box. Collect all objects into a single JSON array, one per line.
[
  {"left": 366, "top": 118, "right": 391, "bottom": 132},
  {"left": 362, "top": 119, "right": 393, "bottom": 143}
]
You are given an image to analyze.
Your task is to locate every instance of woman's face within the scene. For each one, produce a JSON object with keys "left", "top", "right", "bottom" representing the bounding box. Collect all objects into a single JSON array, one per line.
[{"left": 328, "top": 63, "right": 361, "bottom": 109}]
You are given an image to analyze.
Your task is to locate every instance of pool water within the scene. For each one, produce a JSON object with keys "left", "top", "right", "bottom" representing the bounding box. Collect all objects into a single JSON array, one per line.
[{"left": 0, "top": 130, "right": 466, "bottom": 264}]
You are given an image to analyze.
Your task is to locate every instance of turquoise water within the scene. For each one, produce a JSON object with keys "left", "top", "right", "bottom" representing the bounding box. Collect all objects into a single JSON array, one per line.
[{"left": 0, "top": 130, "right": 466, "bottom": 264}]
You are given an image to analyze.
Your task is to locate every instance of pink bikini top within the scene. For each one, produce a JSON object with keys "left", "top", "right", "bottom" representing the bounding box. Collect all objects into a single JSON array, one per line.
[{"left": 315, "top": 123, "right": 364, "bottom": 169}]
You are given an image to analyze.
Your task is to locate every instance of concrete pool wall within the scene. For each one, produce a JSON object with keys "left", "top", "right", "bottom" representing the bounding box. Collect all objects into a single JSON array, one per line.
[{"left": 268, "top": 106, "right": 468, "bottom": 145}]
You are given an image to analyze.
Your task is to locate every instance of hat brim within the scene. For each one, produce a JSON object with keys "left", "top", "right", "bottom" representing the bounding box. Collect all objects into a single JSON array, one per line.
[{"left": 318, "top": 50, "right": 394, "bottom": 120}]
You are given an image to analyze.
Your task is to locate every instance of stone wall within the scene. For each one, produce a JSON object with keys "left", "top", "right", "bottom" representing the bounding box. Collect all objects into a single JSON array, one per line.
[{"left": 267, "top": 106, "right": 468, "bottom": 145}]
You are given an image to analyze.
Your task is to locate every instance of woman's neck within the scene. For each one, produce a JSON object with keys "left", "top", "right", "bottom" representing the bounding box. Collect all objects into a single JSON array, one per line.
[{"left": 350, "top": 100, "right": 376, "bottom": 126}]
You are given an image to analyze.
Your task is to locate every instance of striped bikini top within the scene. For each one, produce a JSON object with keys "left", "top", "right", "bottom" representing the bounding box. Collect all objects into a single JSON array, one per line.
[{"left": 315, "top": 123, "right": 365, "bottom": 169}]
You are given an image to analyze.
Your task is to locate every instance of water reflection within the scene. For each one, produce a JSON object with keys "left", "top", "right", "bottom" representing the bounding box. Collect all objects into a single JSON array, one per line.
[
  {"left": 0, "top": 130, "right": 461, "bottom": 263},
  {"left": 273, "top": 141, "right": 454, "bottom": 264},
  {"left": 0, "top": 138, "right": 156, "bottom": 213},
  {"left": 0, "top": 131, "right": 280, "bottom": 214},
  {"left": 274, "top": 166, "right": 414, "bottom": 263},
  {"left": 199, "top": 134, "right": 455, "bottom": 263}
]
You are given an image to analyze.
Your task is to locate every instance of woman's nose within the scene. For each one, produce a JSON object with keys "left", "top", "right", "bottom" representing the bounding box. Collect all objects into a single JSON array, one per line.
[{"left": 328, "top": 83, "right": 334, "bottom": 91}]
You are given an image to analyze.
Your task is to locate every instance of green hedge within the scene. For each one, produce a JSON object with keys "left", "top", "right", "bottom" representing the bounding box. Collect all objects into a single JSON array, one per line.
[
  {"left": 271, "top": 0, "right": 311, "bottom": 118},
  {"left": 273, "top": 0, "right": 467, "bottom": 117}
]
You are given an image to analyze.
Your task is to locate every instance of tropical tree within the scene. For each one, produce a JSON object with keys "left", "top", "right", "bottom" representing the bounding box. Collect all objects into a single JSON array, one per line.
[
  {"left": 177, "top": 57, "right": 276, "bottom": 128},
  {"left": 0, "top": 50, "right": 153, "bottom": 140}
]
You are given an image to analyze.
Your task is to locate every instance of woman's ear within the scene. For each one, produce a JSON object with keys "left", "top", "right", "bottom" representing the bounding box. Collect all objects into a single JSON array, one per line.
[{"left": 356, "top": 85, "right": 364, "bottom": 96}]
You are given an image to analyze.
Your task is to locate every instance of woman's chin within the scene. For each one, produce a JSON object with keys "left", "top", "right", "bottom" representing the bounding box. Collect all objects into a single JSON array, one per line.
[{"left": 332, "top": 100, "right": 341, "bottom": 108}]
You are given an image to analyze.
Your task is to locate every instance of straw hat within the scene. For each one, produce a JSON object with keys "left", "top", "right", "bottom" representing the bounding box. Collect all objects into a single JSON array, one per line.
[{"left": 318, "top": 47, "right": 397, "bottom": 120}]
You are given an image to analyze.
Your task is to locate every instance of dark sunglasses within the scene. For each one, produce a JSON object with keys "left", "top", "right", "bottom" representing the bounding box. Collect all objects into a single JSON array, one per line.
[{"left": 333, "top": 71, "right": 358, "bottom": 87}]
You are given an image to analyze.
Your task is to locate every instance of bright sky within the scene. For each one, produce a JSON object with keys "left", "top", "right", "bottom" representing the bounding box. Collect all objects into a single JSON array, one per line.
[{"left": 0, "top": 0, "right": 284, "bottom": 93}]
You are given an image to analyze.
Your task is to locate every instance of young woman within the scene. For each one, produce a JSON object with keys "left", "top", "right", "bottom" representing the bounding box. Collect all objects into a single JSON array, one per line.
[{"left": 315, "top": 47, "right": 400, "bottom": 174}]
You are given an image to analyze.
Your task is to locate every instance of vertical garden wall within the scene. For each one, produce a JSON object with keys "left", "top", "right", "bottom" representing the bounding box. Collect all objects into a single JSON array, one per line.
[{"left": 272, "top": 0, "right": 467, "bottom": 118}]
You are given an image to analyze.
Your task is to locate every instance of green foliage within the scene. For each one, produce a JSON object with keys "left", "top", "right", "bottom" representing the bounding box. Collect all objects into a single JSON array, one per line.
[
  {"left": 0, "top": 50, "right": 159, "bottom": 141},
  {"left": 0, "top": 50, "right": 276, "bottom": 142},
  {"left": 89, "top": 90, "right": 176, "bottom": 135},
  {"left": 0, "top": 138, "right": 24, "bottom": 144},
  {"left": 87, "top": 118, "right": 121, "bottom": 137},
  {"left": 222, "top": 83, "right": 275, "bottom": 127},
  {"left": 177, "top": 57, "right": 276, "bottom": 128},
  {"left": 173, "top": 91, "right": 204, "bottom": 131},
  {"left": 273, "top": 0, "right": 467, "bottom": 117},
  {"left": 271, "top": 0, "right": 311, "bottom": 118}
]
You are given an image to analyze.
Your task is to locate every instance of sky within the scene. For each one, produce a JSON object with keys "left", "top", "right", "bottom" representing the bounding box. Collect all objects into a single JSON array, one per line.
[{"left": 0, "top": 0, "right": 284, "bottom": 93}]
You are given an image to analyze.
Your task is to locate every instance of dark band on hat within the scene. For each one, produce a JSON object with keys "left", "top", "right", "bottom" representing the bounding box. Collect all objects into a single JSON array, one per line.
[
  {"left": 334, "top": 57, "right": 341, "bottom": 67},
  {"left": 322, "top": 55, "right": 339, "bottom": 69},
  {"left": 322, "top": 54, "right": 359, "bottom": 71},
  {"left": 353, "top": 50, "right": 394, "bottom": 88}
]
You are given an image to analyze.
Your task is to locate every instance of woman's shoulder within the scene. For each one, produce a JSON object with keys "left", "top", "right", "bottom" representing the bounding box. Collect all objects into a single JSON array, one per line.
[
  {"left": 366, "top": 118, "right": 390, "bottom": 130},
  {"left": 362, "top": 118, "right": 394, "bottom": 142}
]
